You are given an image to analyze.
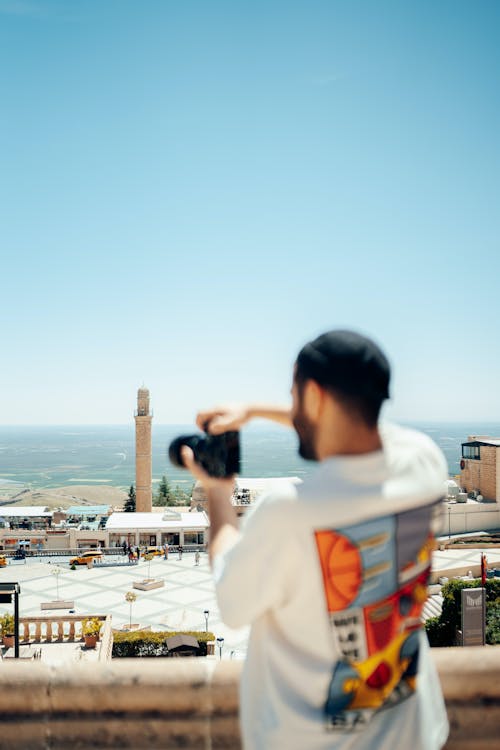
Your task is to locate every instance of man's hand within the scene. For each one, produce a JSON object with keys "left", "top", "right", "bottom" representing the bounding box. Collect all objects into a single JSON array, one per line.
[
  {"left": 196, "top": 405, "right": 251, "bottom": 435},
  {"left": 196, "top": 403, "right": 293, "bottom": 434}
]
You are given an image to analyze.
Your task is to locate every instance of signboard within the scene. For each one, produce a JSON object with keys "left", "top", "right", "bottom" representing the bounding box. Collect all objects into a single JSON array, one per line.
[{"left": 461, "top": 587, "right": 485, "bottom": 646}]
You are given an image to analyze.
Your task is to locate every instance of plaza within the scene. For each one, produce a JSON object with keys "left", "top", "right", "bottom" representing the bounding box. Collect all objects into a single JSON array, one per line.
[
  {"left": 0, "top": 550, "right": 248, "bottom": 661},
  {"left": 3, "top": 541, "right": 500, "bottom": 664},
  {"left": 1, "top": 545, "right": 500, "bottom": 748}
]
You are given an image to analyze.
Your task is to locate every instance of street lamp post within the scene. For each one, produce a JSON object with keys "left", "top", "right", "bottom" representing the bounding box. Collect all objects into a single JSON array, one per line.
[
  {"left": 447, "top": 503, "right": 452, "bottom": 540},
  {"left": 125, "top": 591, "right": 137, "bottom": 630},
  {"left": 204, "top": 609, "right": 209, "bottom": 632},
  {"left": 216, "top": 636, "right": 224, "bottom": 661}
]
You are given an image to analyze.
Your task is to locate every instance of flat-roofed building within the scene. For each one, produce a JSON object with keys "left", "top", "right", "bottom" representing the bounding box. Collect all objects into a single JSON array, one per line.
[
  {"left": 460, "top": 436, "right": 500, "bottom": 502},
  {"left": 105, "top": 509, "right": 209, "bottom": 548},
  {"left": 0, "top": 505, "right": 53, "bottom": 552},
  {"left": 62, "top": 505, "right": 111, "bottom": 529}
]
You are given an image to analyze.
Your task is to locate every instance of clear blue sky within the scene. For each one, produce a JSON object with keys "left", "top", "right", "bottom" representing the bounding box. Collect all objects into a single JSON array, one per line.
[{"left": 1, "top": 0, "right": 499, "bottom": 425}]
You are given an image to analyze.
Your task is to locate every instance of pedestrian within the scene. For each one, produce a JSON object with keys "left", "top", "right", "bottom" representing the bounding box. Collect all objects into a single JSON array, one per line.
[
  {"left": 181, "top": 329, "right": 449, "bottom": 750},
  {"left": 163, "top": 542, "right": 169, "bottom": 560},
  {"left": 122, "top": 541, "right": 127, "bottom": 556},
  {"left": 194, "top": 550, "right": 200, "bottom": 566},
  {"left": 136, "top": 545, "right": 141, "bottom": 561},
  {"left": 178, "top": 544, "right": 183, "bottom": 560}
]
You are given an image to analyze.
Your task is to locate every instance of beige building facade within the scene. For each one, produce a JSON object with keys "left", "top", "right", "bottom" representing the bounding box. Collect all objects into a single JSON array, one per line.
[
  {"left": 135, "top": 386, "right": 153, "bottom": 512},
  {"left": 0, "top": 506, "right": 108, "bottom": 552},
  {"left": 459, "top": 436, "right": 500, "bottom": 502}
]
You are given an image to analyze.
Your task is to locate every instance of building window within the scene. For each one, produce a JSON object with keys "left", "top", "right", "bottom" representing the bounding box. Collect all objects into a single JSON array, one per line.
[
  {"left": 462, "top": 445, "right": 481, "bottom": 460},
  {"left": 184, "top": 532, "right": 204, "bottom": 545},
  {"left": 164, "top": 532, "right": 180, "bottom": 545}
]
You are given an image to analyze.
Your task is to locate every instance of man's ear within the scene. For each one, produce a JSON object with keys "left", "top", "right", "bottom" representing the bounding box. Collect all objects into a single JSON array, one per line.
[{"left": 302, "top": 379, "right": 324, "bottom": 422}]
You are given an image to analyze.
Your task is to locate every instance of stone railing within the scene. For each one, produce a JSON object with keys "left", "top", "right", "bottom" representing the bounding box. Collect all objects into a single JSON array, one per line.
[
  {"left": 0, "top": 648, "right": 498, "bottom": 748},
  {"left": 15, "top": 614, "right": 113, "bottom": 661},
  {"left": 17, "top": 613, "right": 110, "bottom": 642}
]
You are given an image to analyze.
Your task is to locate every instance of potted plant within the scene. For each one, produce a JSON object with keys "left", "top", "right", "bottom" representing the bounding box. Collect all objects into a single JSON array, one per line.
[
  {"left": 0, "top": 613, "right": 15, "bottom": 648},
  {"left": 82, "top": 617, "right": 101, "bottom": 649}
]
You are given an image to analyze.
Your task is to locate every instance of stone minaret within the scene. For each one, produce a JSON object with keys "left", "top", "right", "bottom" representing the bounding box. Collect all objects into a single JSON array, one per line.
[{"left": 134, "top": 386, "right": 152, "bottom": 512}]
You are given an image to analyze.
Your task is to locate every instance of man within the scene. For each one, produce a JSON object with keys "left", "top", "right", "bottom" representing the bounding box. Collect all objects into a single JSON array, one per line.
[{"left": 182, "top": 330, "right": 449, "bottom": 750}]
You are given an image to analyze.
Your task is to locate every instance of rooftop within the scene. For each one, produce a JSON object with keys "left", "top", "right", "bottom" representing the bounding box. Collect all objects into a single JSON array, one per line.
[
  {"left": 235, "top": 476, "right": 302, "bottom": 491},
  {"left": 0, "top": 506, "right": 51, "bottom": 517},
  {"left": 65, "top": 505, "right": 110, "bottom": 516},
  {"left": 463, "top": 436, "right": 500, "bottom": 447},
  {"left": 105, "top": 511, "right": 209, "bottom": 530}
]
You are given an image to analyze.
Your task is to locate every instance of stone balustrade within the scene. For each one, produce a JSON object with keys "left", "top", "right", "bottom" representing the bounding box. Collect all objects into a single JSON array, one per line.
[
  {"left": 12, "top": 614, "right": 113, "bottom": 661},
  {"left": 17, "top": 613, "right": 111, "bottom": 644},
  {"left": 0, "top": 647, "right": 498, "bottom": 748}
]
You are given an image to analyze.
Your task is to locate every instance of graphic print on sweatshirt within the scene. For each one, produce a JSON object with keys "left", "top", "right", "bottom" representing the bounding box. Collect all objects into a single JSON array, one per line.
[{"left": 314, "top": 501, "right": 441, "bottom": 732}]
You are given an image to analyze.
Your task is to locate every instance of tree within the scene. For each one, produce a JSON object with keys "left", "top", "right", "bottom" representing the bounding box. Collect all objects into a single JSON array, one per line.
[
  {"left": 124, "top": 484, "right": 136, "bottom": 512},
  {"left": 154, "top": 475, "right": 171, "bottom": 506},
  {"left": 170, "top": 485, "right": 192, "bottom": 506},
  {"left": 153, "top": 476, "right": 193, "bottom": 507}
]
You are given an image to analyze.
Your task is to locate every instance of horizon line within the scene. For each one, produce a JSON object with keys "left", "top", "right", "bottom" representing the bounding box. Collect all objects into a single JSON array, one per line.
[{"left": 1, "top": 420, "right": 500, "bottom": 428}]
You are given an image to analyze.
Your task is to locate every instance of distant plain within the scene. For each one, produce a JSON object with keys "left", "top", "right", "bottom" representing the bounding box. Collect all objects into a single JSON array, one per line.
[{"left": 1, "top": 423, "right": 499, "bottom": 508}]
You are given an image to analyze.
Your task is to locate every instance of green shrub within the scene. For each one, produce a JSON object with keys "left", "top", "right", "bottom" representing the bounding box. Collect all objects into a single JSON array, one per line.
[
  {"left": 112, "top": 630, "right": 215, "bottom": 658},
  {"left": 440, "top": 579, "right": 480, "bottom": 639},
  {"left": 424, "top": 616, "right": 453, "bottom": 647},
  {"left": 426, "top": 578, "right": 500, "bottom": 647},
  {"left": 485, "top": 604, "right": 500, "bottom": 645}
]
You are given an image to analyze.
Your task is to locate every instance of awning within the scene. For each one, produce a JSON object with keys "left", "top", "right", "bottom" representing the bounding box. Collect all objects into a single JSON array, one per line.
[{"left": 166, "top": 635, "right": 199, "bottom": 652}]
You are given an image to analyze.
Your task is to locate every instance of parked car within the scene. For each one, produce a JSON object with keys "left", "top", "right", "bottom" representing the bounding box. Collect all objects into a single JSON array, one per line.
[
  {"left": 141, "top": 546, "right": 163, "bottom": 558},
  {"left": 69, "top": 550, "right": 104, "bottom": 566},
  {"left": 0, "top": 555, "right": 7, "bottom": 567}
]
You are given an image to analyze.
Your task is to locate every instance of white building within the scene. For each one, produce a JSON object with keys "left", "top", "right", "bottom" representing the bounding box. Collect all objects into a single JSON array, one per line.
[{"left": 105, "top": 509, "right": 209, "bottom": 548}]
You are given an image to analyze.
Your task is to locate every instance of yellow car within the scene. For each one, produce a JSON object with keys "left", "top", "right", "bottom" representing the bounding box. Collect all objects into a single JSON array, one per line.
[
  {"left": 141, "top": 546, "right": 163, "bottom": 558},
  {"left": 69, "top": 550, "right": 104, "bottom": 566},
  {"left": 0, "top": 555, "right": 7, "bottom": 567}
]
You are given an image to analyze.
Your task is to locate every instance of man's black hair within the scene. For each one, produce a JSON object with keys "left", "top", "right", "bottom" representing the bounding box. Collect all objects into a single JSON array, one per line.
[{"left": 295, "top": 330, "right": 390, "bottom": 427}]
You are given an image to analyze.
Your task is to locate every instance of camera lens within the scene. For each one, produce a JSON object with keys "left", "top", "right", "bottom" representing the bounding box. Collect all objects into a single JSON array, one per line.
[
  {"left": 168, "top": 431, "right": 240, "bottom": 478},
  {"left": 168, "top": 435, "right": 203, "bottom": 468}
]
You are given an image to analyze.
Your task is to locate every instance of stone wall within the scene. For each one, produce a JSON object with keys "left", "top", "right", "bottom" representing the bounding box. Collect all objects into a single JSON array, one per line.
[
  {"left": 0, "top": 649, "right": 498, "bottom": 748},
  {"left": 461, "top": 446, "right": 498, "bottom": 501}
]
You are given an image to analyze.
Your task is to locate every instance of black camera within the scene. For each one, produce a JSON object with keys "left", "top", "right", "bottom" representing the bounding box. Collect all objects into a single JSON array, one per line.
[{"left": 168, "top": 430, "right": 240, "bottom": 478}]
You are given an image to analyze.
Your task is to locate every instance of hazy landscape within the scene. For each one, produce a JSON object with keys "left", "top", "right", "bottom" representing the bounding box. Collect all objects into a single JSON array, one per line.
[{"left": 1, "top": 422, "right": 499, "bottom": 509}]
